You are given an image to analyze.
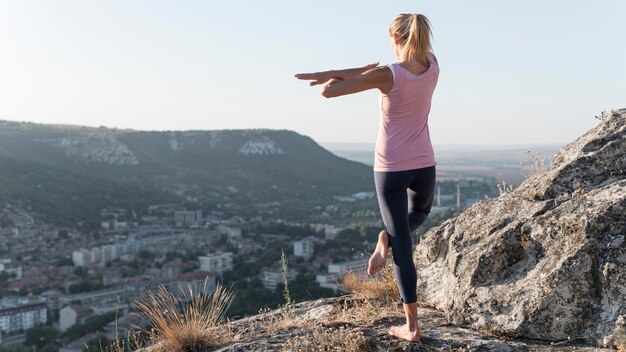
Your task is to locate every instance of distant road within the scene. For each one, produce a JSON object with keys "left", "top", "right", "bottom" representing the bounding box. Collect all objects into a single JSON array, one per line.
[{"left": 1, "top": 333, "right": 25, "bottom": 346}]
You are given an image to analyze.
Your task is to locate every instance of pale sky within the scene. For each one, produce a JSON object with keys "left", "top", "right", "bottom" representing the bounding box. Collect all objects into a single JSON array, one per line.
[{"left": 0, "top": 1, "right": 624, "bottom": 145}]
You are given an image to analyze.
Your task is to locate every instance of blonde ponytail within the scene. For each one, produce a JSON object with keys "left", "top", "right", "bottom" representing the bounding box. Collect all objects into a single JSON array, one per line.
[{"left": 390, "top": 13, "right": 433, "bottom": 66}]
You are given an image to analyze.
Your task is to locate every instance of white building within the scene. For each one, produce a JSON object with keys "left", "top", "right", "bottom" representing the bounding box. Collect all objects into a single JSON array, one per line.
[
  {"left": 316, "top": 273, "right": 340, "bottom": 291},
  {"left": 198, "top": 252, "right": 233, "bottom": 274},
  {"left": 293, "top": 237, "right": 314, "bottom": 260},
  {"left": 311, "top": 224, "right": 343, "bottom": 240},
  {"left": 174, "top": 210, "right": 203, "bottom": 227},
  {"left": 72, "top": 249, "right": 92, "bottom": 267},
  {"left": 0, "top": 259, "right": 22, "bottom": 280},
  {"left": 328, "top": 259, "right": 368, "bottom": 277},
  {"left": 72, "top": 245, "right": 120, "bottom": 267},
  {"left": 0, "top": 298, "right": 47, "bottom": 334},
  {"left": 261, "top": 267, "right": 297, "bottom": 290},
  {"left": 217, "top": 225, "right": 242, "bottom": 244},
  {"left": 59, "top": 305, "right": 94, "bottom": 332}
]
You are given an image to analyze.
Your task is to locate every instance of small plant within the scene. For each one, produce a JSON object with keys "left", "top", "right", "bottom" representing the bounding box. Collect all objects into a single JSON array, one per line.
[
  {"left": 595, "top": 110, "right": 609, "bottom": 120},
  {"left": 497, "top": 180, "right": 514, "bottom": 195},
  {"left": 95, "top": 330, "right": 145, "bottom": 352},
  {"left": 520, "top": 151, "right": 548, "bottom": 178},
  {"left": 133, "top": 278, "right": 235, "bottom": 352},
  {"left": 280, "top": 249, "right": 295, "bottom": 318}
]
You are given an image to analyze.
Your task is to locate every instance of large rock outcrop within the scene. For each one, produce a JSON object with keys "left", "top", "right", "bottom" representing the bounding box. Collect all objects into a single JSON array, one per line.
[{"left": 415, "top": 109, "right": 626, "bottom": 346}]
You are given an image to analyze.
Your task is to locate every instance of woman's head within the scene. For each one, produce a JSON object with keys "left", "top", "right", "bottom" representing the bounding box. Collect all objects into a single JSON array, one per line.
[{"left": 389, "top": 13, "right": 433, "bottom": 66}]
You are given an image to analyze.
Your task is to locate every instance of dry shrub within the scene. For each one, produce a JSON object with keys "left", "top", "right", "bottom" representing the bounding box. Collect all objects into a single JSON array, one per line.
[
  {"left": 134, "top": 279, "right": 235, "bottom": 352},
  {"left": 97, "top": 331, "right": 145, "bottom": 352},
  {"left": 265, "top": 308, "right": 304, "bottom": 334},
  {"left": 496, "top": 180, "right": 514, "bottom": 195},
  {"left": 520, "top": 150, "right": 549, "bottom": 179},
  {"left": 339, "top": 262, "right": 399, "bottom": 304},
  {"left": 283, "top": 324, "right": 371, "bottom": 352}
]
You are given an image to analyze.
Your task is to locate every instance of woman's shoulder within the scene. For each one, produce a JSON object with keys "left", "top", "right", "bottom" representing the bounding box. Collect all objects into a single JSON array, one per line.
[{"left": 430, "top": 53, "right": 438, "bottom": 64}]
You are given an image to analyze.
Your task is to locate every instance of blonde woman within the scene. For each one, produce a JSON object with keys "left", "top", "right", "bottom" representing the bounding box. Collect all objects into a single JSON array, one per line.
[{"left": 295, "top": 13, "right": 438, "bottom": 342}]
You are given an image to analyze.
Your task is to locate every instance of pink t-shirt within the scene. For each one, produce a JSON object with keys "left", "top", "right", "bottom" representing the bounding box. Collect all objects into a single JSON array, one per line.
[{"left": 374, "top": 57, "right": 439, "bottom": 172}]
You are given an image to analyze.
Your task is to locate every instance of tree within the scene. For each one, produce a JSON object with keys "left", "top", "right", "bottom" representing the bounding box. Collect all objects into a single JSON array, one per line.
[{"left": 24, "top": 325, "right": 59, "bottom": 349}]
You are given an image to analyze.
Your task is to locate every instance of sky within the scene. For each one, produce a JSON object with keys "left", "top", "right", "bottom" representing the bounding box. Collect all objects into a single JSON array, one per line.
[{"left": 0, "top": 1, "right": 624, "bottom": 145}]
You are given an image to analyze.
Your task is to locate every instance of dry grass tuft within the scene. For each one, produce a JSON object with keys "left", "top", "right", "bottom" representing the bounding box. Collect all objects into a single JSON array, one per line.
[
  {"left": 339, "top": 262, "right": 399, "bottom": 304},
  {"left": 496, "top": 180, "right": 514, "bottom": 195},
  {"left": 96, "top": 331, "right": 146, "bottom": 352},
  {"left": 283, "top": 324, "right": 372, "bottom": 352},
  {"left": 133, "top": 279, "right": 235, "bottom": 352},
  {"left": 520, "top": 150, "right": 549, "bottom": 179},
  {"left": 331, "top": 257, "right": 400, "bottom": 323}
]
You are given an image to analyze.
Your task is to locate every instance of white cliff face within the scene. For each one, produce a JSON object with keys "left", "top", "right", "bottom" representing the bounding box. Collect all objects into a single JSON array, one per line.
[
  {"left": 168, "top": 131, "right": 206, "bottom": 151},
  {"left": 209, "top": 131, "right": 222, "bottom": 149},
  {"left": 40, "top": 135, "right": 138, "bottom": 165},
  {"left": 169, "top": 136, "right": 183, "bottom": 151},
  {"left": 238, "top": 136, "right": 285, "bottom": 155},
  {"left": 414, "top": 109, "right": 626, "bottom": 346}
]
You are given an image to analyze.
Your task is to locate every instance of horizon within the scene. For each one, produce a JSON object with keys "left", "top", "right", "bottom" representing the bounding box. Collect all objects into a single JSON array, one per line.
[
  {"left": 1, "top": 1, "right": 624, "bottom": 145},
  {"left": 0, "top": 118, "right": 570, "bottom": 148}
]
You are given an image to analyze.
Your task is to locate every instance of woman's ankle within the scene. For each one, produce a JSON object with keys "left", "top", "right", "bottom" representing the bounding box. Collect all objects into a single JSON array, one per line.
[{"left": 378, "top": 229, "right": 389, "bottom": 247}]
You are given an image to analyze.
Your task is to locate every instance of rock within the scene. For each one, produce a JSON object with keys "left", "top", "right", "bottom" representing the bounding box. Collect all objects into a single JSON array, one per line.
[
  {"left": 294, "top": 303, "right": 334, "bottom": 321},
  {"left": 414, "top": 109, "right": 626, "bottom": 346},
  {"left": 212, "top": 343, "right": 253, "bottom": 352}
]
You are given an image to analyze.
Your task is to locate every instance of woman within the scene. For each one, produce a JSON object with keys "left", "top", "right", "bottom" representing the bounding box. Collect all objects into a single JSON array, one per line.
[{"left": 295, "top": 13, "right": 438, "bottom": 343}]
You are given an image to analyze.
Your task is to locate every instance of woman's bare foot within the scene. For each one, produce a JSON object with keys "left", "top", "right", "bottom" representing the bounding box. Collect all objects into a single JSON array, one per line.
[
  {"left": 367, "top": 230, "right": 389, "bottom": 276},
  {"left": 388, "top": 322, "right": 421, "bottom": 342}
]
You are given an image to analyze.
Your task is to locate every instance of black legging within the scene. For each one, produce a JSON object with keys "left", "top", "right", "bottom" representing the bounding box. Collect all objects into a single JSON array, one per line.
[{"left": 374, "top": 165, "right": 436, "bottom": 304}]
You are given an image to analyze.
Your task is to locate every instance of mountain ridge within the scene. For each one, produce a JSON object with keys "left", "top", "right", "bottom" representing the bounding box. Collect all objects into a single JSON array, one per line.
[{"left": 0, "top": 120, "right": 374, "bottom": 229}]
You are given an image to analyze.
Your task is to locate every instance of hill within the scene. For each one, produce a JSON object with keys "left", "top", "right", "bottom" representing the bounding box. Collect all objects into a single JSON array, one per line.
[{"left": 0, "top": 121, "right": 373, "bottom": 229}]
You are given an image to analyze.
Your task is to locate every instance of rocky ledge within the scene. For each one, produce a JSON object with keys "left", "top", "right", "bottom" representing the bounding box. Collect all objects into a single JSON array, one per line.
[{"left": 192, "top": 296, "right": 614, "bottom": 352}]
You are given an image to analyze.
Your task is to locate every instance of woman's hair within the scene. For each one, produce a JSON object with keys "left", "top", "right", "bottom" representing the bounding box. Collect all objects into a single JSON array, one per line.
[{"left": 389, "top": 13, "right": 433, "bottom": 66}]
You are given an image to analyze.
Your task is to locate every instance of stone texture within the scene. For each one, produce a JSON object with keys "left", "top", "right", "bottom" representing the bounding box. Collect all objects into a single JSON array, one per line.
[
  {"left": 204, "top": 296, "right": 612, "bottom": 351},
  {"left": 414, "top": 109, "right": 626, "bottom": 346}
]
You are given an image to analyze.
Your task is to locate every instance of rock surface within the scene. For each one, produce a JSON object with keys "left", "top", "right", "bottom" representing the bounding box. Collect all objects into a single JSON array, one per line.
[
  {"left": 415, "top": 109, "right": 626, "bottom": 346},
  {"left": 196, "top": 296, "right": 613, "bottom": 351}
]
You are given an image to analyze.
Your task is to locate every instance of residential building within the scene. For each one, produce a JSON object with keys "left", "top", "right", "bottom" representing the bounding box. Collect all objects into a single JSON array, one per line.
[
  {"left": 293, "top": 237, "right": 314, "bottom": 259},
  {"left": 0, "top": 297, "right": 47, "bottom": 334},
  {"left": 328, "top": 259, "right": 368, "bottom": 277},
  {"left": 59, "top": 305, "right": 94, "bottom": 332},
  {"left": 198, "top": 252, "right": 233, "bottom": 274},
  {"left": 0, "top": 259, "right": 22, "bottom": 280},
  {"left": 261, "top": 266, "right": 297, "bottom": 290},
  {"left": 316, "top": 273, "right": 340, "bottom": 291},
  {"left": 217, "top": 225, "right": 242, "bottom": 244},
  {"left": 174, "top": 210, "right": 203, "bottom": 227}
]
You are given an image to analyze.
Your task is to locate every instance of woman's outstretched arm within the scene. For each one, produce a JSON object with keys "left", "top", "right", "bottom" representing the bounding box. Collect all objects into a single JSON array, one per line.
[
  {"left": 319, "top": 66, "right": 393, "bottom": 98},
  {"left": 295, "top": 62, "right": 379, "bottom": 86}
]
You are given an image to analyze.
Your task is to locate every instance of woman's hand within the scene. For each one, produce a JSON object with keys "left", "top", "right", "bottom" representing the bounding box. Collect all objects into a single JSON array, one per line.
[
  {"left": 295, "top": 62, "right": 379, "bottom": 86},
  {"left": 294, "top": 70, "right": 335, "bottom": 86}
]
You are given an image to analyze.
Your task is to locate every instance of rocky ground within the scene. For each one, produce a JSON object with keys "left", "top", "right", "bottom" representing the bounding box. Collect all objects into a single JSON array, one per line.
[{"left": 199, "top": 295, "right": 614, "bottom": 351}]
